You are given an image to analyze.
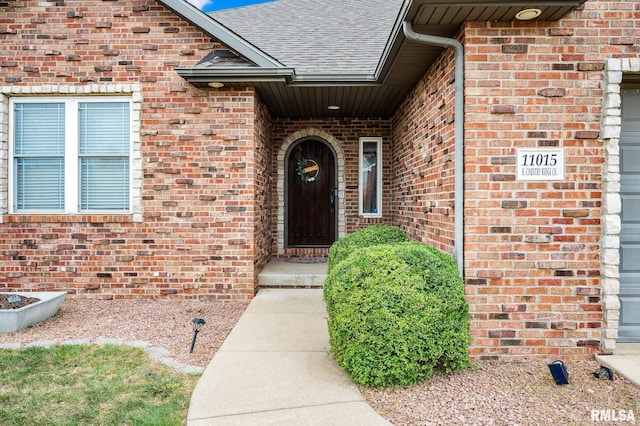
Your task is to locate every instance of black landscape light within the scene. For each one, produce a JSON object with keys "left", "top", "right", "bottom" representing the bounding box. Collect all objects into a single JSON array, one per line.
[
  {"left": 548, "top": 360, "right": 569, "bottom": 385},
  {"left": 190, "top": 318, "right": 206, "bottom": 353},
  {"left": 8, "top": 295, "right": 21, "bottom": 309}
]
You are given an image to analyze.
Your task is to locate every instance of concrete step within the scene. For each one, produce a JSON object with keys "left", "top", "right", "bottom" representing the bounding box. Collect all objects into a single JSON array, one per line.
[
  {"left": 614, "top": 343, "right": 640, "bottom": 355},
  {"left": 595, "top": 354, "right": 640, "bottom": 388},
  {"left": 258, "top": 259, "right": 328, "bottom": 288},
  {"left": 594, "top": 343, "right": 640, "bottom": 389}
]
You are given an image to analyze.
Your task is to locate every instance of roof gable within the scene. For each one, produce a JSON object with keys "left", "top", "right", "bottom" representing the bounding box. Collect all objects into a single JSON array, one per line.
[
  {"left": 158, "top": 0, "right": 283, "bottom": 68},
  {"left": 209, "top": 0, "right": 404, "bottom": 76}
]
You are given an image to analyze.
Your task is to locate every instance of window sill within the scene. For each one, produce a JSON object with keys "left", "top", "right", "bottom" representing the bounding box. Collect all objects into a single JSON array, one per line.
[
  {"left": 2, "top": 214, "right": 134, "bottom": 224},
  {"left": 360, "top": 214, "right": 383, "bottom": 219}
]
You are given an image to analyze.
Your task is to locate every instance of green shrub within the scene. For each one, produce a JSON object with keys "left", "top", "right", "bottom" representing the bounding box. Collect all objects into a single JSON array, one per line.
[
  {"left": 327, "top": 225, "right": 408, "bottom": 273},
  {"left": 323, "top": 242, "right": 471, "bottom": 388}
]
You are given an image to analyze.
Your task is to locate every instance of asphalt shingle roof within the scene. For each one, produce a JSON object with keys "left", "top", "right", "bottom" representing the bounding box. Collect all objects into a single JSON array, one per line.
[{"left": 209, "top": 0, "right": 404, "bottom": 75}]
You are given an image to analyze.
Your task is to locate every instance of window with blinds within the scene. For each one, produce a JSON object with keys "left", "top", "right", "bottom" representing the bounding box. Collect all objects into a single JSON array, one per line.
[
  {"left": 79, "top": 102, "right": 130, "bottom": 211},
  {"left": 13, "top": 103, "right": 66, "bottom": 210},
  {"left": 10, "top": 98, "right": 131, "bottom": 213}
]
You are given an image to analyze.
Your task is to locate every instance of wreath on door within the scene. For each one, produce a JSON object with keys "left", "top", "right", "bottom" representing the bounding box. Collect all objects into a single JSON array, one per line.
[{"left": 297, "top": 159, "right": 320, "bottom": 183}]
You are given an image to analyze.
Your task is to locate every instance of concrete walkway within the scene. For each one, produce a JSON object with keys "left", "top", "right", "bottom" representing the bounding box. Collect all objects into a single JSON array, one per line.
[
  {"left": 187, "top": 288, "right": 390, "bottom": 425},
  {"left": 595, "top": 343, "right": 640, "bottom": 388}
]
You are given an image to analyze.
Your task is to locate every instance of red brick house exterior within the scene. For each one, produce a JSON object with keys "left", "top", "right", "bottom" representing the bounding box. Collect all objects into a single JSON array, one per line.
[{"left": 1, "top": 0, "right": 639, "bottom": 359}]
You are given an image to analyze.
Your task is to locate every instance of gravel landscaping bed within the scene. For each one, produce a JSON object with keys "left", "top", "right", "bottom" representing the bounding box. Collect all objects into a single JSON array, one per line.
[
  {"left": 0, "top": 297, "right": 248, "bottom": 368},
  {"left": 361, "top": 359, "right": 640, "bottom": 425}
]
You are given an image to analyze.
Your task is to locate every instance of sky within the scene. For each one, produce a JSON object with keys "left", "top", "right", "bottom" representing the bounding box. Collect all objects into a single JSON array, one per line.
[{"left": 186, "top": 0, "right": 275, "bottom": 12}]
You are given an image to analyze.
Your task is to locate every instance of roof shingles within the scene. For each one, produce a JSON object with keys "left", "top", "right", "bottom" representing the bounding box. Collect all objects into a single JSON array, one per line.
[{"left": 210, "top": 0, "right": 404, "bottom": 75}]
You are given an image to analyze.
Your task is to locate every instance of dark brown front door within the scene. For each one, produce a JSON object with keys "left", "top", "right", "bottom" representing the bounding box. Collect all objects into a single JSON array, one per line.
[{"left": 287, "top": 138, "right": 336, "bottom": 247}]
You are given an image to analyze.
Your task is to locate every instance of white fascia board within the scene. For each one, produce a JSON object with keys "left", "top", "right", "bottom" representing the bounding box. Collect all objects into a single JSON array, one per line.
[
  {"left": 176, "top": 67, "right": 383, "bottom": 87},
  {"left": 175, "top": 67, "right": 296, "bottom": 83},
  {"left": 374, "top": 0, "right": 412, "bottom": 81},
  {"left": 290, "top": 74, "right": 379, "bottom": 86}
]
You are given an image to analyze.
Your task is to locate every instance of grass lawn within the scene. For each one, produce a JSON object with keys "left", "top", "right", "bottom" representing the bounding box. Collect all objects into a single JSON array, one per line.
[{"left": 0, "top": 344, "right": 199, "bottom": 425}]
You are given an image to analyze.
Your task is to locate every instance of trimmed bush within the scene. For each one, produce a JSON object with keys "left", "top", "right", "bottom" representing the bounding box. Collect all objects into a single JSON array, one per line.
[
  {"left": 327, "top": 225, "right": 408, "bottom": 273},
  {"left": 323, "top": 242, "right": 471, "bottom": 388}
]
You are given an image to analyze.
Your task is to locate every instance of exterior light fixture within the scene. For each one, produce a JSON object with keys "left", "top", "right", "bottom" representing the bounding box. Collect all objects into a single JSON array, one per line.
[
  {"left": 327, "top": 105, "right": 341, "bottom": 110},
  {"left": 515, "top": 8, "right": 542, "bottom": 21},
  {"left": 208, "top": 82, "right": 224, "bottom": 88},
  {"left": 8, "top": 295, "right": 21, "bottom": 309},
  {"left": 190, "top": 318, "right": 206, "bottom": 353},
  {"left": 548, "top": 360, "right": 569, "bottom": 385}
]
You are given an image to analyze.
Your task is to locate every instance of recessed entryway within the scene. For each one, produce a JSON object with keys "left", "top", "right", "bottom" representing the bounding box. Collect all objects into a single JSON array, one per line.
[
  {"left": 286, "top": 138, "right": 337, "bottom": 247},
  {"left": 276, "top": 128, "right": 346, "bottom": 255}
]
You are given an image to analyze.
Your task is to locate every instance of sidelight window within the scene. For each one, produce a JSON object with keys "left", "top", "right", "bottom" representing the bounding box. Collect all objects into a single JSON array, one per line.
[{"left": 359, "top": 137, "right": 382, "bottom": 217}]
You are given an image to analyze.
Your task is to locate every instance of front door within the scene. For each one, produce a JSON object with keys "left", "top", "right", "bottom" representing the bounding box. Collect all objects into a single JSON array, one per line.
[
  {"left": 286, "top": 138, "right": 336, "bottom": 247},
  {"left": 619, "top": 87, "right": 640, "bottom": 342}
]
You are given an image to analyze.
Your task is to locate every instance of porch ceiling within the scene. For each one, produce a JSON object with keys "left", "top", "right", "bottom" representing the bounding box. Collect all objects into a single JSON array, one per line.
[{"left": 175, "top": 0, "right": 587, "bottom": 119}]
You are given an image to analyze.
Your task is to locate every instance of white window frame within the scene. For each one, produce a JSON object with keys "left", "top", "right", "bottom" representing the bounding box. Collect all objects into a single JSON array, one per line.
[
  {"left": 8, "top": 96, "right": 133, "bottom": 215},
  {"left": 359, "top": 137, "right": 382, "bottom": 218}
]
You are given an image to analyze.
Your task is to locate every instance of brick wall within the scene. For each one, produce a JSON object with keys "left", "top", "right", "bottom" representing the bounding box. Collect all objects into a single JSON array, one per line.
[
  {"left": 391, "top": 50, "right": 457, "bottom": 256},
  {"left": 271, "top": 118, "right": 393, "bottom": 254},
  {"left": 0, "top": 0, "right": 261, "bottom": 299},
  {"left": 462, "top": 1, "right": 640, "bottom": 359},
  {"left": 2, "top": 0, "right": 635, "bottom": 356},
  {"left": 391, "top": 0, "right": 638, "bottom": 359},
  {"left": 253, "top": 94, "right": 273, "bottom": 272}
]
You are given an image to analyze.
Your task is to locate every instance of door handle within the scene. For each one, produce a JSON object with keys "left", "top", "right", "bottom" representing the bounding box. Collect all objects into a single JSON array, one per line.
[{"left": 330, "top": 188, "right": 337, "bottom": 212}]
